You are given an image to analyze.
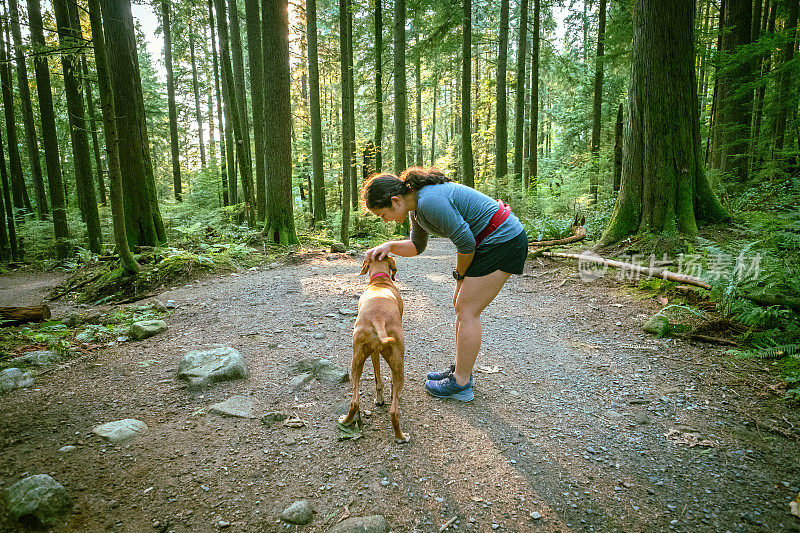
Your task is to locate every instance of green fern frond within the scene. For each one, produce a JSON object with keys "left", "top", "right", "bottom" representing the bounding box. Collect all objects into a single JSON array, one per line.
[{"left": 737, "top": 344, "right": 800, "bottom": 360}]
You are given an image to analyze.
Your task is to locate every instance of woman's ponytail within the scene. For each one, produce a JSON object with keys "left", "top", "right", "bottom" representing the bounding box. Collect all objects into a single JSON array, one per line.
[
  {"left": 400, "top": 167, "right": 450, "bottom": 191},
  {"left": 362, "top": 167, "right": 450, "bottom": 210}
]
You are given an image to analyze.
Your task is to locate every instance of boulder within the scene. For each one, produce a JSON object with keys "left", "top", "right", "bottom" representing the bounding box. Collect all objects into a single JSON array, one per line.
[
  {"left": 4, "top": 474, "right": 71, "bottom": 527},
  {"left": 14, "top": 350, "right": 60, "bottom": 367},
  {"left": 643, "top": 315, "right": 670, "bottom": 338},
  {"left": 208, "top": 396, "right": 256, "bottom": 418},
  {"left": 129, "top": 320, "right": 168, "bottom": 341},
  {"left": 290, "top": 357, "right": 348, "bottom": 383},
  {"left": 93, "top": 419, "right": 148, "bottom": 443},
  {"left": 0, "top": 368, "right": 34, "bottom": 393},
  {"left": 288, "top": 373, "right": 313, "bottom": 391},
  {"left": 329, "top": 515, "right": 388, "bottom": 533},
  {"left": 280, "top": 500, "right": 314, "bottom": 525},
  {"left": 178, "top": 347, "right": 248, "bottom": 388},
  {"left": 331, "top": 242, "right": 347, "bottom": 253}
]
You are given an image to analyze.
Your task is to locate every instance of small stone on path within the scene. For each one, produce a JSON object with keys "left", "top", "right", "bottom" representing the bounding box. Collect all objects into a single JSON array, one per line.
[
  {"left": 261, "top": 412, "right": 289, "bottom": 427},
  {"left": 290, "top": 357, "right": 348, "bottom": 383},
  {"left": 328, "top": 515, "right": 387, "bottom": 533},
  {"left": 280, "top": 500, "right": 314, "bottom": 524},
  {"left": 129, "top": 320, "right": 168, "bottom": 341},
  {"left": 4, "top": 474, "right": 71, "bottom": 527},
  {"left": 177, "top": 347, "right": 248, "bottom": 388},
  {"left": 208, "top": 396, "right": 255, "bottom": 418},
  {"left": 14, "top": 350, "right": 60, "bottom": 367},
  {"left": 0, "top": 368, "right": 34, "bottom": 393},
  {"left": 93, "top": 419, "right": 148, "bottom": 443}
]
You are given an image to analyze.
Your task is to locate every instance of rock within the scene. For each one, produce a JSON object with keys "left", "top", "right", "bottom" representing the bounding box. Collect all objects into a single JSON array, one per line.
[
  {"left": 331, "top": 242, "right": 347, "bottom": 253},
  {"left": 141, "top": 299, "right": 167, "bottom": 313},
  {"left": 0, "top": 368, "right": 34, "bottom": 393},
  {"left": 288, "top": 373, "right": 313, "bottom": 390},
  {"left": 177, "top": 347, "right": 248, "bottom": 388},
  {"left": 93, "top": 419, "right": 148, "bottom": 443},
  {"left": 290, "top": 357, "right": 348, "bottom": 383},
  {"left": 339, "top": 308, "right": 356, "bottom": 316},
  {"left": 208, "top": 396, "right": 256, "bottom": 418},
  {"left": 14, "top": 350, "right": 60, "bottom": 367},
  {"left": 58, "top": 446, "right": 77, "bottom": 453},
  {"left": 347, "top": 250, "right": 359, "bottom": 256},
  {"left": 261, "top": 412, "right": 289, "bottom": 427},
  {"left": 643, "top": 315, "right": 670, "bottom": 338},
  {"left": 530, "top": 512, "right": 542, "bottom": 520},
  {"left": 313, "top": 332, "right": 326, "bottom": 340},
  {"left": 329, "top": 516, "right": 388, "bottom": 533},
  {"left": 165, "top": 300, "right": 177, "bottom": 309},
  {"left": 62, "top": 313, "right": 81, "bottom": 328},
  {"left": 280, "top": 500, "right": 314, "bottom": 525},
  {"left": 76, "top": 325, "right": 109, "bottom": 343},
  {"left": 4, "top": 474, "right": 71, "bottom": 527},
  {"left": 129, "top": 320, "right": 168, "bottom": 341}
]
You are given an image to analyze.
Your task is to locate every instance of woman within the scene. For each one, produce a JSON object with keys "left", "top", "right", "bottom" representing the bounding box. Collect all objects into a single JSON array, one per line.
[{"left": 363, "top": 167, "right": 528, "bottom": 402}]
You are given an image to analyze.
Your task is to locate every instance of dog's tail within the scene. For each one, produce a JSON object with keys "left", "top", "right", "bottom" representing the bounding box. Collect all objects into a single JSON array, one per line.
[{"left": 373, "top": 320, "right": 395, "bottom": 346}]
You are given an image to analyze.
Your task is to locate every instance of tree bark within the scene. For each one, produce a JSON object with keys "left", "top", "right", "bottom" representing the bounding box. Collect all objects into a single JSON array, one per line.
[
  {"left": 204, "top": 25, "right": 216, "bottom": 168},
  {"left": 0, "top": 125, "right": 17, "bottom": 261},
  {"left": 431, "top": 75, "right": 437, "bottom": 166},
  {"left": 613, "top": 101, "right": 623, "bottom": 191},
  {"left": 415, "top": 36, "right": 423, "bottom": 168},
  {"left": 26, "top": 0, "right": 68, "bottom": 258},
  {"left": 599, "top": 0, "right": 729, "bottom": 247},
  {"left": 262, "top": 0, "right": 299, "bottom": 244},
  {"left": 189, "top": 29, "right": 207, "bottom": 168},
  {"left": 100, "top": 0, "right": 166, "bottom": 247},
  {"left": 81, "top": 56, "right": 107, "bottom": 206},
  {"left": 161, "top": 0, "right": 182, "bottom": 201},
  {"left": 8, "top": 0, "right": 47, "bottom": 219},
  {"left": 773, "top": 0, "right": 799, "bottom": 159},
  {"left": 495, "top": 0, "right": 509, "bottom": 194},
  {"left": 208, "top": 0, "right": 230, "bottom": 206},
  {"left": 528, "top": 0, "right": 540, "bottom": 192},
  {"left": 244, "top": 0, "right": 265, "bottom": 220},
  {"left": 461, "top": 0, "right": 474, "bottom": 187},
  {"left": 590, "top": 0, "right": 607, "bottom": 203},
  {"left": 340, "top": 0, "right": 352, "bottom": 245},
  {"left": 0, "top": 18, "right": 31, "bottom": 216},
  {"left": 0, "top": 305, "right": 51, "bottom": 323},
  {"left": 87, "top": 0, "right": 139, "bottom": 273},
  {"left": 54, "top": 0, "right": 102, "bottom": 253},
  {"left": 512, "top": 0, "right": 528, "bottom": 188},
  {"left": 374, "top": 0, "right": 383, "bottom": 172},
  {"left": 348, "top": 2, "right": 357, "bottom": 211},
  {"left": 307, "top": 0, "right": 326, "bottom": 221},
  {"left": 750, "top": 0, "right": 775, "bottom": 166},
  {"left": 394, "top": 0, "right": 407, "bottom": 176}
]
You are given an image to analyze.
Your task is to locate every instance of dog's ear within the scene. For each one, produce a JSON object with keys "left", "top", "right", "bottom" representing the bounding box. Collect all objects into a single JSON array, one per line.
[
  {"left": 387, "top": 256, "right": 397, "bottom": 281},
  {"left": 359, "top": 258, "right": 370, "bottom": 275}
]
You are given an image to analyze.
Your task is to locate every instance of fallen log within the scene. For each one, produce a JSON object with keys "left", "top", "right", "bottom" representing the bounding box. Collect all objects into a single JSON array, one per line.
[
  {"left": 0, "top": 305, "right": 51, "bottom": 324},
  {"left": 529, "top": 225, "right": 587, "bottom": 247},
  {"left": 541, "top": 251, "right": 711, "bottom": 290}
]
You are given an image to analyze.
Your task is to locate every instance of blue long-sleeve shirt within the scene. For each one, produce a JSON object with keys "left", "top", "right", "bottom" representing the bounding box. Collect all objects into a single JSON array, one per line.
[{"left": 409, "top": 183, "right": 524, "bottom": 254}]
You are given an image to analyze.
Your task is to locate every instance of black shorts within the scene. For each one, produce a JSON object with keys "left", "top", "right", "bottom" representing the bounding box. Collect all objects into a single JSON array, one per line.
[{"left": 465, "top": 230, "right": 528, "bottom": 277}]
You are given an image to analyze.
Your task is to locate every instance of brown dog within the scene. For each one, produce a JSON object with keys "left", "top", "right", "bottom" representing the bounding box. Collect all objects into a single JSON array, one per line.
[{"left": 339, "top": 255, "right": 409, "bottom": 443}]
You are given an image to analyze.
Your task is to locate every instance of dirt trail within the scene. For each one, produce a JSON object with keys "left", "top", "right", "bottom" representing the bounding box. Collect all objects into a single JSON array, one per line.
[{"left": 1, "top": 239, "right": 798, "bottom": 532}]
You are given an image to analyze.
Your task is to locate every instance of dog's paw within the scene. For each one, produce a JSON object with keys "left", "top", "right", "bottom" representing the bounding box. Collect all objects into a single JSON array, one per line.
[{"left": 395, "top": 433, "right": 410, "bottom": 444}]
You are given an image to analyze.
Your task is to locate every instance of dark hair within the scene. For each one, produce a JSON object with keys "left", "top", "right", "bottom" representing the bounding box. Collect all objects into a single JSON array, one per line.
[{"left": 361, "top": 167, "right": 450, "bottom": 210}]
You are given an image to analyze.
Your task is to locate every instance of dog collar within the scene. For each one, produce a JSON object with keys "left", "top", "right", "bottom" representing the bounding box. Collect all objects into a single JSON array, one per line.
[{"left": 370, "top": 272, "right": 391, "bottom": 281}]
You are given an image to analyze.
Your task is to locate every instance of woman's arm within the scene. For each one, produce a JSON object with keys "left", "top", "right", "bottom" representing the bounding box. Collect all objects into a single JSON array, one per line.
[{"left": 365, "top": 239, "right": 418, "bottom": 261}]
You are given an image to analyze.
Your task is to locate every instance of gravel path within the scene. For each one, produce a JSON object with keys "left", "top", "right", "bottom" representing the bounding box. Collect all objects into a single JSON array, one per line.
[{"left": 1, "top": 238, "right": 798, "bottom": 532}]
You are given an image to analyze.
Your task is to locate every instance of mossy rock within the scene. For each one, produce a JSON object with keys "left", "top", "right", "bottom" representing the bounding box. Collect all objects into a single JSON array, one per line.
[{"left": 643, "top": 315, "right": 671, "bottom": 338}]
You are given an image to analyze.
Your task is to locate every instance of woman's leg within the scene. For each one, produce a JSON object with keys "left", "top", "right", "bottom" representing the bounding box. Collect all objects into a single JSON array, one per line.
[{"left": 452, "top": 270, "right": 511, "bottom": 386}]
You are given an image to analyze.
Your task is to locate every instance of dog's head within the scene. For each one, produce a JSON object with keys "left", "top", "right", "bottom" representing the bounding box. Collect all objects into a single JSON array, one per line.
[{"left": 360, "top": 255, "right": 397, "bottom": 281}]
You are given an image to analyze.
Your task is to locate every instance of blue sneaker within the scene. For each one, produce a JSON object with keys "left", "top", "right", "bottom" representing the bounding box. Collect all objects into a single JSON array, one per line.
[
  {"left": 425, "top": 374, "right": 475, "bottom": 402},
  {"left": 426, "top": 364, "right": 455, "bottom": 381}
]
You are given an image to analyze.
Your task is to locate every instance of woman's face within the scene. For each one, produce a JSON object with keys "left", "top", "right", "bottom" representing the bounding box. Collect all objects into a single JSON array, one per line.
[{"left": 371, "top": 195, "right": 407, "bottom": 224}]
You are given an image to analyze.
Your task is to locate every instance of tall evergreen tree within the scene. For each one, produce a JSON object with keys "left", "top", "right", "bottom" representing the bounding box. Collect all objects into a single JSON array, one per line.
[
  {"left": 461, "top": 0, "right": 474, "bottom": 187},
  {"left": 513, "top": 0, "right": 528, "bottom": 188},
  {"left": 374, "top": 0, "right": 383, "bottom": 172},
  {"left": 590, "top": 0, "right": 607, "bottom": 203},
  {"left": 161, "top": 0, "right": 182, "bottom": 201},
  {"left": 189, "top": 27, "right": 207, "bottom": 168},
  {"left": 340, "top": 0, "right": 352, "bottom": 244},
  {"left": 8, "top": 0, "right": 47, "bottom": 219},
  {"left": 773, "top": 0, "right": 799, "bottom": 161},
  {"left": 496, "top": 0, "right": 509, "bottom": 192},
  {"left": 600, "top": 0, "right": 729, "bottom": 246},
  {"left": 394, "top": 0, "right": 407, "bottom": 175},
  {"left": 0, "top": 125, "right": 17, "bottom": 260},
  {"left": 244, "top": 0, "right": 265, "bottom": 220},
  {"left": 100, "top": 0, "right": 166, "bottom": 247},
  {"left": 208, "top": 0, "right": 230, "bottom": 205},
  {"left": 527, "top": 0, "right": 540, "bottom": 191},
  {"left": 26, "top": 0, "right": 68, "bottom": 258},
  {"left": 307, "top": 0, "right": 326, "bottom": 221},
  {"left": 81, "top": 56, "right": 107, "bottom": 206},
  {"left": 262, "top": 0, "right": 298, "bottom": 244}
]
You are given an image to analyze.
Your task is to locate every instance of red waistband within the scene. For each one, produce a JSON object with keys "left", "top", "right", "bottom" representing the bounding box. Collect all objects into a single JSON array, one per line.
[
  {"left": 370, "top": 272, "right": 391, "bottom": 281},
  {"left": 475, "top": 200, "right": 511, "bottom": 246}
]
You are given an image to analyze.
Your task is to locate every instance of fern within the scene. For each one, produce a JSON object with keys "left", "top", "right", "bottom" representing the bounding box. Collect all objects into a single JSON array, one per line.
[{"left": 734, "top": 344, "right": 800, "bottom": 360}]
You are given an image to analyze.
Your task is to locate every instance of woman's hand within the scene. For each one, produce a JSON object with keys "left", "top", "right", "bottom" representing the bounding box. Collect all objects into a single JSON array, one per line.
[{"left": 365, "top": 242, "right": 393, "bottom": 261}]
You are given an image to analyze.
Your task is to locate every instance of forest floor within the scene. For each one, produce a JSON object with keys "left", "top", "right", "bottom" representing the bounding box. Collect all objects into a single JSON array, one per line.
[{"left": 1, "top": 238, "right": 799, "bottom": 533}]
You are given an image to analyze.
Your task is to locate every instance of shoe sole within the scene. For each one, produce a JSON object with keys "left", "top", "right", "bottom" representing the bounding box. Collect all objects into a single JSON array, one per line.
[{"left": 425, "top": 387, "right": 475, "bottom": 402}]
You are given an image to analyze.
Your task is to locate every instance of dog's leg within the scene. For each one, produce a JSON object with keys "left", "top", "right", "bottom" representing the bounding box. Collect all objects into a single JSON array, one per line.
[
  {"left": 384, "top": 343, "right": 409, "bottom": 443},
  {"left": 340, "top": 342, "right": 368, "bottom": 426},
  {"left": 371, "top": 352, "right": 385, "bottom": 406}
]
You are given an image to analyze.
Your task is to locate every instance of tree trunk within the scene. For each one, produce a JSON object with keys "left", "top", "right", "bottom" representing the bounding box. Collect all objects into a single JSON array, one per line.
[
  {"left": 528, "top": 0, "right": 540, "bottom": 192},
  {"left": 512, "top": 0, "right": 528, "bottom": 188},
  {"left": 26, "top": 0, "right": 68, "bottom": 258},
  {"left": 613, "top": 101, "right": 623, "bottom": 191},
  {"left": 394, "top": 0, "right": 407, "bottom": 177},
  {"left": 348, "top": 3, "right": 357, "bottom": 211},
  {"left": 717, "top": 0, "right": 753, "bottom": 181},
  {"left": 189, "top": 29, "right": 207, "bottom": 168},
  {"left": 204, "top": 25, "right": 216, "bottom": 168},
  {"left": 54, "top": 0, "right": 102, "bottom": 253},
  {"left": 0, "top": 19, "right": 31, "bottom": 216},
  {"left": 340, "top": 0, "right": 352, "bottom": 245},
  {"left": 495, "top": 0, "right": 509, "bottom": 194},
  {"left": 461, "top": 0, "right": 474, "bottom": 187},
  {"left": 307, "top": 0, "right": 326, "bottom": 222},
  {"left": 431, "top": 77, "right": 437, "bottom": 165},
  {"left": 751, "top": 0, "right": 775, "bottom": 166},
  {"left": 228, "top": 0, "right": 255, "bottom": 221},
  {"left": 8, "top": 0, "right": 47, "bottom": 219},
  {"left": 599, "top": 0, "right": 729, "bottom": 247},
  {"left": 415, "top": 37, "right": 423, "bottom": 167},
  {"left": 87, "top": 0, "right": 139, "bottom": 273},
  {"left": 590, "top": 0, "right": 607, "bottom": 202},
  {"left": 81, "top": 56, "right": 107, "bottom": 206},
  {"left": 208, "top": 0, "right": 230, "bottom": 205},
  {"left": 0, "top": 125, "right": 17, "bottom": 261},
  {"left": 100, "top": 0, "right": 166, "bottom": 247},
  {"left": 374, "top": 0, "right": 383, "bottom": 172},
  {"left": 244, "top": 0, "right": 265, "bottom": 221},
  {"left": 773, "top": 0, "right": 799, "bottom": 159},
  {"left": 262, "top": 0, "right": 298, "bottom": 244},
  {"left": 161, "top": 0, "right": 182, "bottom": 202}
]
